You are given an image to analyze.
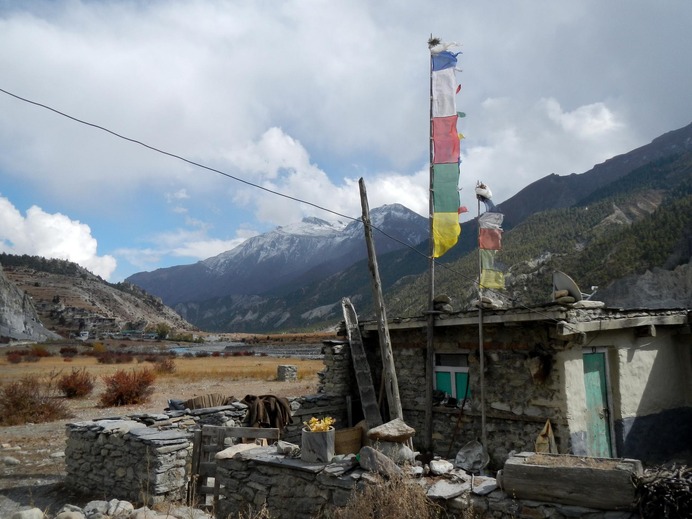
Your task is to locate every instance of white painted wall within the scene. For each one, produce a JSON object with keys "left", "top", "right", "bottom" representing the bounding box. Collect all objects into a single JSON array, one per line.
[{"left": 557, "top": 347, "right": 588, "bottom": 438}]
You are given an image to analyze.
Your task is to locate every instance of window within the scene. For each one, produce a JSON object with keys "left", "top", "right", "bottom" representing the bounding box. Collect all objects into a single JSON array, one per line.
[{"left": 434, "top": 353, "right": 470, "bottom": 399}]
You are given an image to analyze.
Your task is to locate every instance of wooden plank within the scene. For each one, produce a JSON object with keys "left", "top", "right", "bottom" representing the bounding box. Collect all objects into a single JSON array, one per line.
[{"left": 342, "top": 298, "right": 383, "bottom": 428}]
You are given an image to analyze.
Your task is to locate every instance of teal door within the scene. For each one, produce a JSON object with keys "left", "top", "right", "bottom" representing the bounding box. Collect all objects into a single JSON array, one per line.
[{"left": 583, "top": 352, "right": 612, "bottom": 457}]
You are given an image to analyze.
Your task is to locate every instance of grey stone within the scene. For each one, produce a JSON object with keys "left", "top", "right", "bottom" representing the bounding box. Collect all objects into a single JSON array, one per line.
[
  {"left": 429, "top": 459, "right": 454, "bottom": 475},
  {"left": 129, "top": 508, "right": 164, "bottom": 519},
  {"left": 357, "top": 446, "right": 402, "bottom": 477},
  {"left": 55, "top": 512, "right": 86, "bottom": 519},
  {"left": 11, "top": 509, "right": 44, "bottom": 519},
  {"left": 83, "top": 500, "right": 109, "bottom": 516},
  {"left": 3, "top": 456, "right": 20, "bottom": 465},
  {"left": 367, "top": 418, "right": 415, "bottom": 442},
  {"left": 107, "top": 498, "right": 134, "bottom": 516},
  {"left": 472, "top": 477, "right": 498, "bottom": 495},
  {"left": 427, "top": 479, "right": 470, "bottom": 499},
  {"left": 374, "top": 441, "right": 417, "bottom": 464}
]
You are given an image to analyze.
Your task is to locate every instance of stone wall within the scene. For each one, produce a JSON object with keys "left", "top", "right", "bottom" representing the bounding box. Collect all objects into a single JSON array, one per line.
[
  {"left": 65, "top": 420, "right": 191, "bottom": 505},
  {"left": 215, "top": 447, "right": 639, "bottom": 519},
  {"left": 63, "top": 340, "right": 358, "bottom": 503},
  {"left": 216, "top": 447, "right": 360, "bottom": 519},
  {"left": 364, "top": 324, "right": 570, "bottom": 468}
]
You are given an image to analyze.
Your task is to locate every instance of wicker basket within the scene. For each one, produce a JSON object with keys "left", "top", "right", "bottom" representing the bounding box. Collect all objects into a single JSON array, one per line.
[{"left": 334, "top": 426, "right": 362, "bottom": 455}]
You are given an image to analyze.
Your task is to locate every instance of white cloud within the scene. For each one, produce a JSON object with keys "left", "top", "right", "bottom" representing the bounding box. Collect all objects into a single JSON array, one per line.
[
  {"left": 116, "top": 226, "right": 258, "bottom": 272},
  {"left": 0, "top": 195, "right": 116, "bottom": 279},
  {"left": 1, "top": 1, "right": 691, "bottom": 280}
]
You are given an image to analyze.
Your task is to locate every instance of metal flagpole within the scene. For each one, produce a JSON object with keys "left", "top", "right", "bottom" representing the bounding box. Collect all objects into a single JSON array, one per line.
[{"left": 424, "top": 37, "right": 436, "bottom": 453}]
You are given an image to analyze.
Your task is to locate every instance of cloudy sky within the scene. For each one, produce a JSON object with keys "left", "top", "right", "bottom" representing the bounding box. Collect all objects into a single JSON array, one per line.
[{"left": 1, "top": 1, "right": 691, "bottom": 282}]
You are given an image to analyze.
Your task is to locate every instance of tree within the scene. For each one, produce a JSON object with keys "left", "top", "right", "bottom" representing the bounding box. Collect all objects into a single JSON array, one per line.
[{"left": 155, "top": 323, "right": 171, "bottom": 340}]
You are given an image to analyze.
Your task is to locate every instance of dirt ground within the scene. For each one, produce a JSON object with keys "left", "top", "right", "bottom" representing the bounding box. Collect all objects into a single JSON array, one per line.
[{"left": 0, "top": 374, "right": 320, "bottom": 518}]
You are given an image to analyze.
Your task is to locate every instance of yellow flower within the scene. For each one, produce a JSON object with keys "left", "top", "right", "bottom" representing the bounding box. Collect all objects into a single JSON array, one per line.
[{"left": 303, "top": 416, "right": 335, "bottom": 432}]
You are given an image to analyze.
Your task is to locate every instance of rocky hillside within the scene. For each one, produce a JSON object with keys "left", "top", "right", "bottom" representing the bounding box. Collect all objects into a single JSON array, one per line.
[
  {"left": 385, "top": 152, "right": 692, "bottom": 316},
  {"left": 0, "top": 254, "right": 195, "bottom": 341},
  {"left": 0, "top": 264, "right": 59, "bottom": 342}
]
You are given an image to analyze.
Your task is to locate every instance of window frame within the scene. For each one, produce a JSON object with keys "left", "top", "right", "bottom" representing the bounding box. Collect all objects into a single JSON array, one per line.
[{"left": 434, "top": 352, "right": 470, "bottom": 400}]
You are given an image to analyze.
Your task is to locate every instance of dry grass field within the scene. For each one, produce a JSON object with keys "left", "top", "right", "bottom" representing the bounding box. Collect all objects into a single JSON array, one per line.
[{"left": 0, "top": 343, "right": 326, "bottom": 516}]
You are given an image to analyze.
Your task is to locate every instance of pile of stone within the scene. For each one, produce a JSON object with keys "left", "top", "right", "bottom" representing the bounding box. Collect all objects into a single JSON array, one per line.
[{"left": 10, "top": 498, "right": 211, "bottom": 519}]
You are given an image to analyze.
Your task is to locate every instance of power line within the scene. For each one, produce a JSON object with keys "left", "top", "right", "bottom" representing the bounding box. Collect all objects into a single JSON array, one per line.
[{"left": 0, "top": 86, "right": 582, "bottom": 333}]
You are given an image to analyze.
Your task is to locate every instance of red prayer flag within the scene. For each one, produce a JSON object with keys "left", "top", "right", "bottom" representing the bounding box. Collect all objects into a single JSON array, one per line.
[{"left": 479, "top": 228, "right": 502, "bottom": 250}]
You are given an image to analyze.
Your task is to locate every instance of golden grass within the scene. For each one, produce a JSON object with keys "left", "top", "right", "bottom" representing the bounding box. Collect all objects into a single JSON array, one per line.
[{"left": 0, "top": 355, "right": 324, "bottom": 384}]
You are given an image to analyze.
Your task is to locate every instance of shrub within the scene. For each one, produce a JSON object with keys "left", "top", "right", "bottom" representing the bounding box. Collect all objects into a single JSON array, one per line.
[
  {"left": 30, "top": 345, "right": 52, "bottom": 357},
  {"left": 57, "top": 368, "right": 95, "bottom": 398},
  {"left": 24, "top": 355, "right": 41, "bottom": 363},
  {"left": 154, "top": 357, "right": 176, "bottom": 374},
  {"left": 91, "top": 342, "right": 107, "bottom": 354},
  {"left": 0, "top": 376, "right": 72, "bottom": 425},
  {"left": 99, "top": 369, "right": 156, "bottom": 407},
  {"left": 60, "top": 346, "right": 79, "bottom": 357},
  {"left": 333, "top": 474, "right": 444, "bottom": 519},
  {"left": 96, "top": 352, "right": 133, "bottom": 364},
  {"left": 6, "top": 352, "right": 22, "bottom": 364}
]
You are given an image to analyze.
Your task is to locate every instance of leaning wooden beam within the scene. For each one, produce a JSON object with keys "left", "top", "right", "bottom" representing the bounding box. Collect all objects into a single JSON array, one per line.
[{"left": 358, "top": 178, "right": 404, "bottom": 421}]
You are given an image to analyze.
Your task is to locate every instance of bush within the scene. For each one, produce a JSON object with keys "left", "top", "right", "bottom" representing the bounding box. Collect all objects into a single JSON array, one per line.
[
  {"left": 154, "top": 357, "right": 176, "bottom": 374},
  {"left": 57, "top": 368, "right": 95, "bottom": 398},
  {"left": 91, "top": 342, "right": 107, "bottom": 354},
  {"left": 333, "top": 474, "right": 444, "bottom": 519},
  {"left": 0, "top": 376, "right": 72, "bottom": 426},
  {"left": 99, "top": 369, "right": 156, "bottom": 407},
  {"left": 96, "top": 352, "right": 134, "bottom": 364},
  {"left": 60, "top": 346, "right": 79, "bottom": 358},
  {"left": 6, "top": 352, "right": 22, "bottom": 364},
  {"left": 30, "top": 345, "right": 51, "bottom": 358}
]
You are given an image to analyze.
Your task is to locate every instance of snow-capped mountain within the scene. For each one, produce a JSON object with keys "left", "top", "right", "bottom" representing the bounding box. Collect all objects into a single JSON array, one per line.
[{"left": 126, "top": 204, "right": 428, "bottom": 308}]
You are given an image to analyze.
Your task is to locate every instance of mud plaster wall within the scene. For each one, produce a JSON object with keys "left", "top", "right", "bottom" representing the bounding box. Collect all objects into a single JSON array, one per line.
[
  {"left": 363, "top": 324, "right": 571, "bottom": 468},
  {"left": 585, "top": 327, "right": 692, "bottom": 462}
]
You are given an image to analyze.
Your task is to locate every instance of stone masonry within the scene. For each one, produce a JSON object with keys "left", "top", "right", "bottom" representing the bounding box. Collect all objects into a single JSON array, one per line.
[{"left": 63, "top": 341, "right": 355, "bottom": 504}]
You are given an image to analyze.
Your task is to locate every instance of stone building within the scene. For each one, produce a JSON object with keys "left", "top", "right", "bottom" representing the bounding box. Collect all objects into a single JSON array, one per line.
[{"left": 356, "top": 302, "right": 691, "bottom": 468}]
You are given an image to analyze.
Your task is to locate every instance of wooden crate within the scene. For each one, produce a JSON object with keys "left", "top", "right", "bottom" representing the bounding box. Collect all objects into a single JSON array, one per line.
[{"left": 497, "top": 452, "right": 642, "bottom": 511}]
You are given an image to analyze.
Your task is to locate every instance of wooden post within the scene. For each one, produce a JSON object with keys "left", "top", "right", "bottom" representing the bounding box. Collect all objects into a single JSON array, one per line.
[
  {"left": 425, "top": 41, "right": 436, "bottom": 452},
  {"left": 358, "top": 178, "right": 403, "bottom": 421}
]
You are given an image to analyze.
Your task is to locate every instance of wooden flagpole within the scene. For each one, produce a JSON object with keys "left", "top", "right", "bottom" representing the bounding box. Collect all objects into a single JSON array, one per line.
[
  {"left": 424, "top": 37, "right": 436, "bottom": 452},
  {"left": 477, "top": 194, "right": 487, "bottom": 451}
]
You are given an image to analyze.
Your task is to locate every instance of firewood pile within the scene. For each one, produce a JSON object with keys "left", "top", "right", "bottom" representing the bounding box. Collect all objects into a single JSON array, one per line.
[{"left": 634, "top": 464, "right": 691, "bottom": 518}]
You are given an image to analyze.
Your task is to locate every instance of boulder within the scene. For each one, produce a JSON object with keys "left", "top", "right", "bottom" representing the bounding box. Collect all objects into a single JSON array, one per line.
[
  {"left": 358, "top": 446, "right": 402, "bottom": 477},
  {"left": 367, "top": 418, "right": 415, "bottom": 443}
]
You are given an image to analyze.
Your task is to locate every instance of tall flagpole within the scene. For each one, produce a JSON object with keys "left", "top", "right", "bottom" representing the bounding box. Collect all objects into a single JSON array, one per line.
[
  {"left": 477, "top": 193, "right": 487, "bottom": 453},
  {"left": 424, "top": 37, "right": 436, "bottom": 453}
]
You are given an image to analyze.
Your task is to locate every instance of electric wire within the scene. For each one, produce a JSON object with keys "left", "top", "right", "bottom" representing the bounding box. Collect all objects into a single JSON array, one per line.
[{"left": 0, "top": 86, "right": 584, "bottom": 334}]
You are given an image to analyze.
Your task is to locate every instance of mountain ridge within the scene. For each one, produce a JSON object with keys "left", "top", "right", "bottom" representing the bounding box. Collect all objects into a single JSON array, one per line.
[{"left": 126, "top": 203, "right": 428, "bottom": 305}]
